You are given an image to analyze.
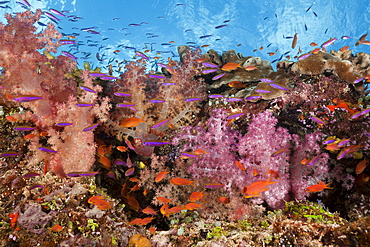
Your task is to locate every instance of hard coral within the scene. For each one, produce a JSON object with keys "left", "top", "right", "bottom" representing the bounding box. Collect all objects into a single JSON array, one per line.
[{"left": 291, "top": 51, "right": 362, "bottom": 89}]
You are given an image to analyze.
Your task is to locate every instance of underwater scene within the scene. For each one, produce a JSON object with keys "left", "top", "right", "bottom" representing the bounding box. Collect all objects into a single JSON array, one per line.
[{"left": 1, "top": 0, "right": 370, "bottom": 246}]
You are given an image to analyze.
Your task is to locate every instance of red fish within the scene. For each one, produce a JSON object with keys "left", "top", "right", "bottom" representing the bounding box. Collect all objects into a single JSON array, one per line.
[
  {"left": 189, "top": 190, "right": 207, "bottom": 202},
  {"left": 306, "top": 181, "right": 333, "bottom": 193},
  {"left": 170, "top": 178, "right": 196, "bottom": 186},
  {"left": 88, "top": 196, "right": 112, "bottom": 210},
  {"left": 119, "top": 117, "right": 145, "bottom": 127},
  {"left": 243, "top": 179, "right": 277, "bottom": 198}
]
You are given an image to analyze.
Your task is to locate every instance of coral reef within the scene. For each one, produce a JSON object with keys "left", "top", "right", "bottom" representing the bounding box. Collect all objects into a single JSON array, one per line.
[{"left": 1, "top": 9, "right": 370, "bottom": 247}]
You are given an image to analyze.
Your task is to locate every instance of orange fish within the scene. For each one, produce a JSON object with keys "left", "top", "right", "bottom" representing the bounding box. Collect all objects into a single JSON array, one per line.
[
  {"left": 339, "top": 46, "right": 350, "bottom": 52},
  {"left": 138, "top": 217, "right": 155, "bottom": 226},
  {"left": 218, "top": 197, "right": 230, "bottom": 204},
  {"left": 306, "top": 181, "right": 333, "bottom": 193},
  {"left": 184, "top": 202, "right": 203, "bottom": 210},
  {"left": 157, "top": 196, "right": 172, "bottom": 204},
  {"left": 155, "top": 169, "right": 170, "bottom": 183},
  {"left": 355, "top": 159, "right": 367, "bottom": 175},
  {"left": 170, "top": 178, "right": 196, "bottom": 186},
  {"left": 193, "top": 149, "right": 207, "bottom": 155},
  {"left": 355, "top": 174, "right": 370, "bottom": 186},
  {"left": 292, "top": 33, "right": 298, "bottom": 49},
  {"left": 168, "top": 205, "right": 184, "bottom": 213},
  {"left": 119, "top": 117, "right": 145, "bottom": 127},
  {"left": 50, "top": 224, "right": 63, "bottom": 232},
  {"left": 98, "top": 156, "right": 111, "bottom": 169},
  {"left": 234, "top": 160, "right": 246, "bottom": 172},
  {"left": 129, "top": 218, "right": 143, "bottom": 225},
  {"left": 325, "top": 143, "right": 341, "bottom": 151},
  {"left": 125, "top": 195, "right": 140, "bottom": 211},
  {"left": 311, "top": 48, "right": 321, "bottom": 54},
  {"left": 97, "top": 145, "right": 112, "bottom": 156},
  {"left": 160, "top": 204, "right": 171, "bottom": 218},
  {"left": 5, "top": 115, "right": 17, "bottom": 122},
  {"left": 228, "top": 81, "right": 246, "bottom": 89},
  {"left": 264, "top": 168, "right": 280, "bottom": 180},
  {"left": 149, "top": 227, "right": 156, "bottom": 234},
  {"left": 142, "top": 206, "right": 157, "bottom": 215},
  {"left": 88, "top": 196, "right": 112, "bottom": 210},
  {"left": 117, "top": 146, "right": 128, "bottom": 152},
  {"left": 221, "top": 62, "right": 242, "bottom": 72},
  {"left": 201, "top": 44, "right": 210, "bottom": 48},
  {"left": 310, "top": 42, "right": 318, "bottom": 46},
  {"left": 245, "top": 66, "right": 257, "bottom": 71},
  {"left": 243, "top": 179, "right": 277, "bottom": 198},
  {"left": 9, "top": 212, "right": 18, "bottom": 227},
  {"left": 267, "top": 52, "right": 275, "bottom": 56},
  {"left": 189, "top": 190, "right": 207, "bottom": 202},
  {"left": 24, "top": 134, "right": 37, "bottom": 139}
]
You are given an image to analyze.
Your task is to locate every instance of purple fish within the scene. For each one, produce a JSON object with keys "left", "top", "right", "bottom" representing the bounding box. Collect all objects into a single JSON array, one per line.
[
  {"left": 44, "top": 12, "right": 60, "bottom": 22},
  {"left": 310, "top": 116, "right": 326, "bottom": 125},
  {"left": 204, "top": 183, "right": 224, "bottom": 189},
  {"left": 89, "top": 72, "right": 106, "bottom": 77},
  {"left": 260, "top": 78, "right": 274, "bottom": 83},
  {"left": 23, "top": 172, "right": 41, "bottom": 178},
  {"left": 56, "top": 122, "right": 73, "bottom": 127},
  {"left": 212, "top": 73, "right": 226, "bottom": 80},
  {"left": 270, "top": 83, "right": 288, "bottom": 91},
  {"left": 149, "top": 99, "right": 166, "bottom": 103},
  {"left": 255, "top": 89, "right": 272, "bottom": 93},
  {"left": 227, "top": 112, "right": 244, "bottom": 120},
  {"left": 208, "top": 94, "right": 224, "bottom": 98},
  {"left": 12, "top": 95, "right": 42, "bottom": 102},
  {"left": 157, "top": 63, "right": 170, "bottom": 69},
  {"left": 353, "top": 77, "right": 364, "bottom": 84},
  {"left": 39, "top": 147, "right": 58, "bottom": 153},
  {"left": 114, "top": 91, "right": 131, "bottom": 96},
  {"left": 80, "top": 86, "right": 96, "bottom": 93},
  {"left": 117, "top": 102, "right": 135, "bottom": 107},
  {"left": 76, "top": 103, "right": 94, "bottom": 107},
  {"left": 62, "top": 51, "right": 77, "bottom": 60},
  {"left": 202, "top": 69, "right": 218, "bottom": 74},
  {"left": 149, "top": 74, "right": 166, "bottom": 79},
  {"left": 337, "top": 139, "right": 350, "bottom": 147},
  {"left": 135, "top": 51, "right": 149, "bottom": 60},
  {"left": 307, "top": 156, "right": 318, "bottom": 166},
  {"left": 351, "top": 108, "right": 370, "bottom": 118},
  {"left": 161, "top": 82, "right": 176, "bottom": 86},
  {"left": 1, "top": 151, "right": 21, "bottom": 157},
  {"left": 79, "top": 172, "right": 99, "bottom": 177},
  {"left": 29, "top": 184, "right": 44, "bottom": 190},
  {"left": 202, "top": 62, "right": 219, "bottom": 68},
  {"left": 143, "top": 141, "right": 170, "bottom": 146},
  {"left": 321, "top": 38, "right": 337, "bottom": 48},
  {"left": 181, "top": 152, "right": 198, "bottom": 158},
  {"left": 114, "top": 159, "right": 126, "bottom": 166},
  {"left": 341, "top": 36, "right": 352, "bottom": 40},
  {"left": 49, "top": 8, "right": 66, "bottom": 17},
  {"left": 59, "top": 39, "right": 76, "bottom": 45},
  {"left": 125, "top": 167, "right": 135, "bottom": 176},
  {"left": 245, "top": 95, "right": 262, "bottom": 101},
  {"left": 185, "top": 97, "right": 203, "bottom": 102},
  {"left": 151, "top": 119, "right": 170, "bottom": 129},
  {"left": 298, "top": 53, "right": 312, "bottom": 61},
  {"left": 83, "top": 123, "right": 99, "bottom": 132},
  {"left": 14, "top": 126, "right": 35, "bottom": 131},
  {"left": 100, "top": 76, "right": 117, "bottom": 80},
  {"left": 225, "top": 97, "right": 243, "bottom": 102},
  {"left": 67, "top": 172, "right": 81, "bottom": 177}
]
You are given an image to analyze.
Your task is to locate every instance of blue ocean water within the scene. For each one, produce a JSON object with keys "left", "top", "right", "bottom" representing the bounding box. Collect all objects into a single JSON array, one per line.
[{"left": 1, "top": 0, "right": 370, "bottom": 72}]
